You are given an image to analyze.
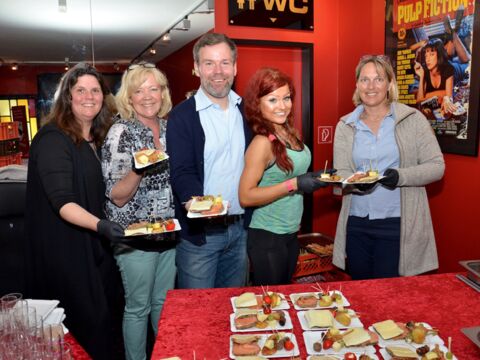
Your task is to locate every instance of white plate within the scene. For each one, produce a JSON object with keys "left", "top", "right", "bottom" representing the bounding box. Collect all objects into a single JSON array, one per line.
[
  {"left": 229, "top": 333, "right": 299, "bottom": 359},
  {"left": 230, "top": 293, "right": 290, "bottom": 311},
  {"left": 124, "top": 218, "right": 181, "bottom": 236},
  {"left": 187, "top": 200, "right": 228, "bottom": 218},
  {"left": 343, "top": 174, "right": 385, "bottom": 185},
  {"left": 369, "top": 323, "right": 444, "bottom": 348},
  {"left": 26, "top": 299, "right": 60, "bottom": 319},
  {"left": 379, "top": 344, "right": 457, "bottom": 360},
  {"left": 297, "top": 309, "right": 363, "bottom": 331},
  {"left": 230, "top": 311, "right": 293, "bottom": 332},
  {"left": 43, "top": 307, "right": 64, "bottom": 326},
  {"left": 303, "top": 330, "right": 376, "bottom": 355},
  {"left": 133, "top": 149, "right": 168, "bottom": 169},
  {"left": 307, "top": 354, "right": 378, "bottom": 360},
  {"left": 289, "top": 291, "right": 351, "bottom": 310}
]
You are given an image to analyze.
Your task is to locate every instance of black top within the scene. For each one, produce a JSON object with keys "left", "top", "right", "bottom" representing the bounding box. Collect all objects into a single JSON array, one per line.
[{"left": 25, "top": 123, "right": 122, "bottom": 360}]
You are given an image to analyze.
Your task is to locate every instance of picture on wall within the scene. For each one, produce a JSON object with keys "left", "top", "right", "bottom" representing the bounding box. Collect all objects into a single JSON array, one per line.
[{"left": 385, "top": 0, "right": 480, "bottom": 155}]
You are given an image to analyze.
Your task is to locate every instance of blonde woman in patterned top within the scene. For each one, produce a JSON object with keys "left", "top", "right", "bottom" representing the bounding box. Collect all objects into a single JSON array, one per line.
[{"left": 101, "top": 62, "right": 176, "bottom": 360}]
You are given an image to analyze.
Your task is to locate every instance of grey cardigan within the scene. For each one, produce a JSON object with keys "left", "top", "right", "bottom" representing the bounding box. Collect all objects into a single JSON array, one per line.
[{"left": 333, "top": 102, "right": 445, "bottom": 276}]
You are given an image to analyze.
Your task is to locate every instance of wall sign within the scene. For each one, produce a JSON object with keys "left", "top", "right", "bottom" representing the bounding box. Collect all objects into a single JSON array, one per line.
[
  {"left": 385, "top": 0, "right": 480, "bottom": 156},
  {"left": 228, "top": 0, "right": 313, "bottom": 30}
]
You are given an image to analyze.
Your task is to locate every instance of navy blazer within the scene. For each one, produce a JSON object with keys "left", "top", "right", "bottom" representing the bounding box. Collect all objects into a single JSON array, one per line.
[{"left": 166, "top": 95, "right": 253, "bottom": 245}]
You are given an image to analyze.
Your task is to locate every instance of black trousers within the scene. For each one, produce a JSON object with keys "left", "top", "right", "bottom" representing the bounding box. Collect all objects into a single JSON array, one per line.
[
  {"left": 346, "top": 215, "right": 401, "bottom": 280},
  {"left": 247, "top": 228, "right": 299, "bottom": 285}
]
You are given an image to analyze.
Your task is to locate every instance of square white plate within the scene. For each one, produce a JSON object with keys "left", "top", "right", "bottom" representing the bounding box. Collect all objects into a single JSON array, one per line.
[
  {"left": 187, "top": 200, "right": 228, "bottom": 218},
  {"left": 43, "top": 307, "right": 64, "bottom": 326},
  {"left": 307, "top": 355, "right": 379, "bottom": 360},
  {"left": 379, "top": 344, "right": 457, "bottom": 360},
  {"left": 303, "top": 330, "right": 376, "bottom": 355},
  {"left": 26, "top": 299, "right": 60, "bottom": 319},
  {"left": 124, "top": 218, "right": 181, "bottom": 236},
  {"left": 230, "top": 311, "right": 293, "bottom": 332},
  {"left": 289, "top": 291, "right": 351, "bottom": 310},
  {"left": 343, "top": 174, "right": 385, "bottom": 185},
  {"left": 230, "top": 293, "right": 290, "bottom": 311},
  {"left": 297, "top": 309, "right": 363, "bottom": 331},
  {"left": 230, "top": 333, "right": 299, "bottom": 358},
  {"left": 369, "top": 322, "right": 444, "bottom": 348}
]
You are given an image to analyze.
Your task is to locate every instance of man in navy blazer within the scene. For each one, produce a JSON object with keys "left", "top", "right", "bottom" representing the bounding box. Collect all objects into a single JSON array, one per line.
[{"left": 167, "top": 33, "right": 252, "bottom": 289}]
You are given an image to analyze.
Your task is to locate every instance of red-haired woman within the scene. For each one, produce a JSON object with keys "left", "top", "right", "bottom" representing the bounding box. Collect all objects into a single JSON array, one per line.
[{"left": 239, "top": 67, "right": 327, "bottom": 285}]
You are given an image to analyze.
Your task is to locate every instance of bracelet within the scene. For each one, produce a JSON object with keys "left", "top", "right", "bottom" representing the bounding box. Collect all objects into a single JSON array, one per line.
[{"left": 284, "top": 179, "right": 295, "bottom": 193}]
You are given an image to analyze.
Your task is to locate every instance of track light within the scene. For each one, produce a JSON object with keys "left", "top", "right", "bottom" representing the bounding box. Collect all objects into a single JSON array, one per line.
[
  {"left": 64, "top": 57, "right": 70, "bottom": 71},
  {"left": 149, "top": 47, "right": 156, "bottom": 55},
  {"left": 183, "top": 17, "right": 191, "bottom": 29},
  {"left": 11, "top": 63, "right": 18, "bottom": 71},
  {"left": 161, "top": 32, "right": 171, "bottom": 43},
  {"left": 113, "top": 63, "right": 120, "bottom": 71},
  {"left": 58, "top": 0, "right": 67, "bottom": 13}
]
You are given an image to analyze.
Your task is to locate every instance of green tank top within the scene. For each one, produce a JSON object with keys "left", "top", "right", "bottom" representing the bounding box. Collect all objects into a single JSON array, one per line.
[{"left": 249, "top": 145, "right": 311, "bottom": 234}]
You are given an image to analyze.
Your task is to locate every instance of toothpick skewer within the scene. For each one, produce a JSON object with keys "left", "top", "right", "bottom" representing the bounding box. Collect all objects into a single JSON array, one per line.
[
  {"left": 324, "top": 160, "right": 328, "bottom": 174},
  {"left": 448, "top": 336, "right": 452, "bottom": 352}
]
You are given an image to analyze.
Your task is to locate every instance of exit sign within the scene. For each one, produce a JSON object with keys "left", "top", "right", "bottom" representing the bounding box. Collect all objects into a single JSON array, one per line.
[{"left": 228, "top": 0, "right": 313, "bottom": 30}]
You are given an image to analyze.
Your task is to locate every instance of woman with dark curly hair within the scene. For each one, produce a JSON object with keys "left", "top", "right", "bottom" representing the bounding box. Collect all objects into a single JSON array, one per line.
[
  {"left": 415, "top": 38, "right": 457, "bottom": 114},
  {"left": 239, "top": 67, "right": 327, "bottom": 285}
]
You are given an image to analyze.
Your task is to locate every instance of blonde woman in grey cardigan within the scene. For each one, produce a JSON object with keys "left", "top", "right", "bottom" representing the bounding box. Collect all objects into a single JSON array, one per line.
[{"left": 333, "top": 55, "right": 445, "bottom": 279}]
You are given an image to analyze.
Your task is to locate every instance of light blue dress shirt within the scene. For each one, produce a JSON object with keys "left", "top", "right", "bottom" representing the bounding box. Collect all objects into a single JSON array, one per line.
[
  {"left": 195, "top": 87, "right": 245, "bottom": 215},
  {"left": 346, "top": 104, "right": 401, "bottom": 219}
]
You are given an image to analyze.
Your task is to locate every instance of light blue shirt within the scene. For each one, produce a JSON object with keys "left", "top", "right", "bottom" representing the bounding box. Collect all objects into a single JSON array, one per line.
[
  {"left": 347, "top": 104, "right": 401, "bottom": 219},
  {"left": 195, "top": 87, "right": 245, "bottom": 215}
]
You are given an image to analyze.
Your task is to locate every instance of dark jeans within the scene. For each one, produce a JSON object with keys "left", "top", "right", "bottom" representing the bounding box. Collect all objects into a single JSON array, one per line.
[
  {"left": 247, "top": 228, "right": 299, "bottom": 285},
  {"left": 346, "top": 215, "right": 400, "bottom": 280}
]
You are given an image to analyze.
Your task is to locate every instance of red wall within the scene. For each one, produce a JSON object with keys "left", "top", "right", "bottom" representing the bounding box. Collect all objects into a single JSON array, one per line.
[{"left": 215, "top": 0, "right": 480, "bottom": 273}]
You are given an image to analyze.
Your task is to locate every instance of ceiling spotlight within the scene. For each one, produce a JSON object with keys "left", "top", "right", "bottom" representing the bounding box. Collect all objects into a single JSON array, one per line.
[
  {"left": 64, "top": 57, "right": 70, "bottom": 71},
  {"left": 161, "top": 32, "right": 171, "bottom": 43},
  {"left": 11, "top": 63, "right": 18, "bottom": 71},
  {"left": 113, "top": 63, "right": 120, "bottom": 71},
  {"left": 183, "top": 17, "right": 191, "bottom": 30},
  {"left": 149, "top": 47, "right": 157, "bottom": 55}
]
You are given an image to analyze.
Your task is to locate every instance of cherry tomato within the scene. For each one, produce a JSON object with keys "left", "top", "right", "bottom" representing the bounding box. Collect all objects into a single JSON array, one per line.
[
  {"left": 344, "top": 353, "right": 357, "bottom": 360},
  {"left": 283, "top": 338, "right": 295, "bottom": 351},
  {"left": 263, "top": 294, "right": 272, "bottom": 305},
  {"left": 323, "top": 339, "right": 333, "bottom": 349},
  {"left": 263, "top": 305, "right": 272, "bottom": 314},
  {"left": 165, "top": 221, "right": 176, "bottom": 231}
]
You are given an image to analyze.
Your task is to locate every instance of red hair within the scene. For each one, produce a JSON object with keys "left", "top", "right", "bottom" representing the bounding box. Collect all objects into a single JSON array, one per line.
[{"left": 244, "top": 67, "right": 301, "bottom": 173}]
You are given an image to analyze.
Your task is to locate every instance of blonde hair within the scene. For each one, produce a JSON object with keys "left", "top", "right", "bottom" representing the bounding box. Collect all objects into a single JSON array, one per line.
[
  {"left": 352, "top": 55, "right": 398, "bottom": 106},
  {"left": 116, "top": 63, "right": 172, "bottom": 120}
]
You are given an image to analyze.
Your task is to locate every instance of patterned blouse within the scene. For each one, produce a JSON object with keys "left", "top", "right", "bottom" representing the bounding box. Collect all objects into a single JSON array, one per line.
[{"left": 101, "top": 117, "right": 175, "bottom": 242}]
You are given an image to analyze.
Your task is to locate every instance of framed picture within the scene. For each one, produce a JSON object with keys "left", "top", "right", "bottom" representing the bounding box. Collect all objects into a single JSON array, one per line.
[{"left": 385, "top": 0, "right": 480, "bottom": 155}]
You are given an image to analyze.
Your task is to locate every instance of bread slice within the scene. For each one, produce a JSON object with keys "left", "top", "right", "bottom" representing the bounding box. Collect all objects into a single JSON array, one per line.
[
  {"left": 385, "top": 345, "right": 418, "bottom": 359},
  {"left": 342, "top": 327, "right": 371, "bottom": 346},
  {"left": 124, "top": 221, "right": 150, "bottom": 236},
  {"left": 373, "top": 319, "right": 404, "bottom": 340},
  {"left": 235, "top": 292, "right": 258, "bottom": 308},
  {"left": 305, "top": 309, "right": 334, "bottom": 328},
  {"left": 189, "top": 199, "right": 213, "bottom": 212}
]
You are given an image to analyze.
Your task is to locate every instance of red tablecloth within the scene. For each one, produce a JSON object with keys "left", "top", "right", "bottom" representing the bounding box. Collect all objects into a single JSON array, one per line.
[
  {"left": 151, "top": 273, "right": 480, "bottom": 359},
  {"left": 65, "top": 333, "right": 91, "bottom": 359}
]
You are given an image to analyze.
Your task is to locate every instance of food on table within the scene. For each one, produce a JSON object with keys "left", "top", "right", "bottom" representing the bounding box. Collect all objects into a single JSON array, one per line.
[
  {"left": 261, "top": 332, "right": 295, "bottom": 356},
  {"left": 421, "top": 344, "right": 447, "bottom": 359},
  {"left": 262, "top": 291, "right": 282, "bottom": 308},
  {"left": 313, "top": 340, "right": 323, "bottom": 352},
  {"left": 407, "top": 322, "right": 429, "bottom": 344},
  {"left": 318, "top": 294, "right": 333, "bottom": 307},
  {"left": 386, "top": 345, "right": 418, "bottom": 359},
  {"left": 344, "top": 353, "right": 357, "bottom": 360},
  {"left": 310, "top": 356, "right": 341, "bottom": 360},
  {"left": 372, "top": 319, "right": 405, "bottom": 340},
  {"left": 124, "top": 221, "right": 149, "bottom": 236},
  {"left": 235, "top": 292, "right": 258, "bottom": 308},
  {"left": 233, "top": 309, "right": 286, "bottom": 330},
  {"left": 367, "top": 169, "right": 378, "bottom": 177},
  {"left": 305, "top": 309, "right": 334, "bottom": 328},
  {"left": 358, "top": 355, "right": 373, "bottom": 360},
  {"left": 318, "top": 173, "right": 343, "bottom": 182},
  {"left": 231, "top": 334, "right": 261, "bottom": 356},
  {"left": 335, "top": 310, "right": 352, "bottom": 326},
  {"left": 295, "top": 293, "right": 318, "bottom": 308},
  {"left": 234, "top": 357, "right": 266, "bottom": 360},
  {"left": 134, "top": 148, "right": 166, "bottom": 165},
  {"left": 234, "top": 309, "right": 259, "bottom": 330},
  {"left": 341, "top": 327, "right": 377, "bottom": 347},
  {"left": 417, "top": 345, "right": 430, "bottom": 356}
]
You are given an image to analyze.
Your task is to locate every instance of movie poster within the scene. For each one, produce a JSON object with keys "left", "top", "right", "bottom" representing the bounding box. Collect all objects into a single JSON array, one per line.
[{"left": 385, "top": 0, "right": 480, "bottom": 155}]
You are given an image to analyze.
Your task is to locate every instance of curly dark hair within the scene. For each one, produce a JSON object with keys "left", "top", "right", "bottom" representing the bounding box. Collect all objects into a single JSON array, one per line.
[
  {"left": 422, "top": 38, "right": 450, "bottom": 71},
  {"left": 244, "top": 67, "right": 301, "bottom": 173},
  {"left": 46, "top": 62, "right": 113, "bottom": 147}
]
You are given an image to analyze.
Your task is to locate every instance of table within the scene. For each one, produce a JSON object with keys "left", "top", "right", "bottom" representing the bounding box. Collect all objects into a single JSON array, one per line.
[
  {"left": 65, "top": 333, "right": 91, "bottom": 359},
  {"left": 152, "top": 273, "right": 480, "bottom": 359}
]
